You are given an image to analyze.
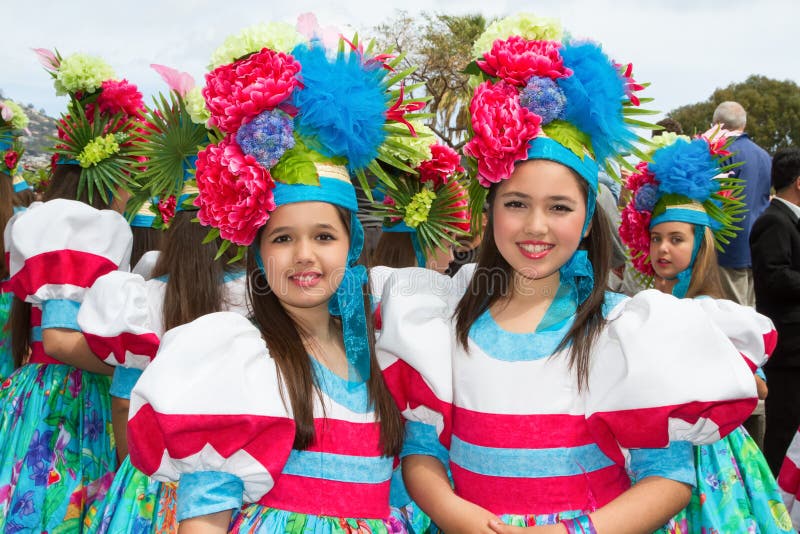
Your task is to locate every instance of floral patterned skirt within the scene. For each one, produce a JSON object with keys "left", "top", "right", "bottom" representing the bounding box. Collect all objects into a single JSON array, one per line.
[
  {"left": 672, "top": 426, "right": 794, "bottom": 533},
  {"left": 0, "top": 363, "right": 116, "bottom": 532},
  {"left": 0, "top": 292, "right": 13, "bottom": 381},
  {"left": 230, "top": 503, "right": 407, "bottom": 534},
  {"left": 84, "top": 454, "right": 178, "bottom": 533}
]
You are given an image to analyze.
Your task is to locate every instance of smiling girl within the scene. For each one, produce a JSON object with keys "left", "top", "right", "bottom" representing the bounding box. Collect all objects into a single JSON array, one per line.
[
  {"left": 121, "top": 20, "right": 429, "bottom": 533},
  {"left": 620, "top": 133, "right": 792, "bottom": 533},
  {"left": 376, "top": 14, "right": 769, "bottom": 534}
]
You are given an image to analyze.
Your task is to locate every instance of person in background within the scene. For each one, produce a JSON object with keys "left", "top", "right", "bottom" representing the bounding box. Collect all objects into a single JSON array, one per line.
[
  {"left": 751, "top": 147, "right": 800, "bottom": 476},
  {"left": 713, "top": 101, "right": 771, "bottom": 306}
]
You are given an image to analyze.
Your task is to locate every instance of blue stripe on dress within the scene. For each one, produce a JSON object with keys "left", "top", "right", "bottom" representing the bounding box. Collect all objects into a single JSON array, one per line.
[
  {"left": 449, "top": 435, "right": 615, "bottom": 478},
  {"left": 282, "top": 450, "right": 393, "bottom": 484}
]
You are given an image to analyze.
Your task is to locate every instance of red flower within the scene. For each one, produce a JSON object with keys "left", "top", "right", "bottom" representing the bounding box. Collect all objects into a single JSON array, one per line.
[
  {"left": 417, "top": 144, "right": 464, "bottom": 187},
  {"left": 477, "top": 37, "right": 572, "bottom": 86},
  {"left": 4, "top": 150, "right": 18, "bottom": 171},
  {"left": 444, "top": 179, "right": 471, "bottom": 233},
  {"left": 95, "top": 79, "right": 145, "bottom": 119},
  {"left": 615, "top": 62, "right": 645, "bottom": 107},
  {"left": 203, "top": 48, "right": 302, "bottom": 134},
  {"left": 158, "top": 196, "right": 177, "bottom": 225},
  {"left": 194, "top": 136, "right": 276, "bottom": 246},
  {"left": 625, "top": 161, "right": 656, "bottom": 192},
  {"left": 619, "top": 204, "right": 654, "bottom": 276},
  {"left": 463, "top": 80, "right": 542, "bottom": 186}
]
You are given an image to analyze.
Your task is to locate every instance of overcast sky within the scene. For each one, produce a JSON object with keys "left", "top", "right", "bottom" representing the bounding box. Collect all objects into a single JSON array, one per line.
[{"left": 3, "top": 0, "right": 797, "bottom": 124}]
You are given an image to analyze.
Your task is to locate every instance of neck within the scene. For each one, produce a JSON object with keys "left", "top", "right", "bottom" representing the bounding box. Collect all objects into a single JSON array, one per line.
[
  {"left": 509, "top": 269, "right": 561, "bottom": 306},
  {"left": 653, "top": 275, "right": 678, "bottom": 295},
  {"left": 286, "top": 302, "right": 336, "bottom": 342},
  {"left": 777, "top": 190, "right": 800, "bottom": 207}
]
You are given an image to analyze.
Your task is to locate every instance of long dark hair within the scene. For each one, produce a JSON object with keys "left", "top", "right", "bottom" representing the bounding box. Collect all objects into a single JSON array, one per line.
[
  {"left": 247, "top": 207, "right": 403, "bottom": 456},
  {"left": 10, "top": 164, "right": 115, "bottom": 367},
  {"left": 130, "top": 226, "right": 163, "bottom": 269},
  {"left": 151, "top": 211, "right": 242, "bottom": 331},
  {"left": 455, "top": 175, "right": 613, "bottom": 391},
  {"left": 370, "top": 232, "right": 418, "bottom": 268},
  {"left": 685, "top": 226, "right": 725, "bottom": 299}
]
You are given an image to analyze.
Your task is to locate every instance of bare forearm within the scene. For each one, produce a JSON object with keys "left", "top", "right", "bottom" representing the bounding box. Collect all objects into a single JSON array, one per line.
[
  {"left": 178, "top": 510, "right": 232, "bottom": 534},
  {"left": 590, "top": 477, "right": 691, "bottom": 534},
  {"left": 42, "top": 328, "right": 114, "bottom": 375},
  {"left": 112, "top": 396, "right": 130, "bottom": 462},
  {"left": 403, "top": 454, "right": 499, "bottom": 533}
]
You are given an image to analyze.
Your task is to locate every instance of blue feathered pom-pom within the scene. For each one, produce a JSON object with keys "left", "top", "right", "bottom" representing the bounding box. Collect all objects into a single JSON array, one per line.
[
  {"left": 557, "top": 41, "right": 635, "bottom": 164},
  {"left": 291, "top": 41, "right": 388, "bottom": 171},
  {"left": 650, "top": 138, "right": 720, "bottom": 203}
]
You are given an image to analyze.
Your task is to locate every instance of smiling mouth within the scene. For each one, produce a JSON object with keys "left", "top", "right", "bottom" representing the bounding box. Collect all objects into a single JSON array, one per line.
[
  {"left": 518, "top": 243, "right": 554, "bottom": 259},
  {"left": 290, "top": 273, "right": 322, "bottom": 287}
]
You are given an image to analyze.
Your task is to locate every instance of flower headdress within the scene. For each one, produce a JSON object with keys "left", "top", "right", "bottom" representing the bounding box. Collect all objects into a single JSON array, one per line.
[
  {"left": 619, "top": 128, "right": 745, "bottom": 296},
  {"left": 0, "top": 100, "right": 29, "bottom": 178},
  {"left": 463, "top": 13, "right": 655, "bottom": 304},
  {"left": 125, "top": 64, "right": 210, "bottom": 229},
  {"left": 34, "top": 48, "right": 146, "bottom": 203},
  {"left": 193, "top": 17, "right": 427, "bottom": 384},
  {"left": 370, "top": 126, "right": 470, "bottom": 264}
]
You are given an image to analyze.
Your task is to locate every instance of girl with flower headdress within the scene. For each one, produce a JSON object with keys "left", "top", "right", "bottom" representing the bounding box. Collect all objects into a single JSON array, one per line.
[
  {"left": 77, "top": 66, "right": 250, "bottom": 533},
  {"left": 0, "top": 50, "right": 142, "bottom": 530},
  {"left": 375, "top": 14, "right": 771, "bottom": 534},
  {"left": 0, "top": 100, "right": 29, "bottom": 381},
  {"left": 123, "top": 18, "right": 429, "bottom": 533},
  {"left": 619, "top": 131, "right": 793, "bottom": 533},
  {"left": 369, "top": 128, "right": 471, "bottom": 276}
]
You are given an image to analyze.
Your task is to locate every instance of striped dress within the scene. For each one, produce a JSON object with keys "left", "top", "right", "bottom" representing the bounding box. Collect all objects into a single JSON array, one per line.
[
  {"left": 376, "top": 266, "right": 768, "bottom": 529},
  {"left": 127, "top": 312, "right": 405, "bottom": 533}
]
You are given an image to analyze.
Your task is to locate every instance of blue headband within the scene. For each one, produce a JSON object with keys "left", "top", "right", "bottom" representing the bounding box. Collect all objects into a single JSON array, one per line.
[
  {"left": 526, "top": 137, "right": 598, "bottom": 306},
  {"left": 13, "top": 178, "right": 32, "bottom": 192},
  {"left": 255, "top": 171, "right": 371, "bottom": 386},
  {"left": 650, "top": 206, "right": 711, "bottom": 298}
]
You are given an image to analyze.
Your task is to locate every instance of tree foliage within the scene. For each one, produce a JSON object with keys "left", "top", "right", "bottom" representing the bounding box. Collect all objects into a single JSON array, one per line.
[
  {"left": 373, "top": 11, "right": 487, "bottom": 150},
  {"left": 668, "top": 75, "right": 799, "bottom": 154}
]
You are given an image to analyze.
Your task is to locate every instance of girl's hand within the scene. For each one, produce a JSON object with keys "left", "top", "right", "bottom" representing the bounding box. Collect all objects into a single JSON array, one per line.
[{"left": 488, "top": 520, "right": 567, "bottom": 534}]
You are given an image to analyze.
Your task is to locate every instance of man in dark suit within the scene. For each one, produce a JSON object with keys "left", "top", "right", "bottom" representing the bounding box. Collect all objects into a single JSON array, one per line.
[{"left": 751, "top": 147, "right": 800, "bottom": 475}]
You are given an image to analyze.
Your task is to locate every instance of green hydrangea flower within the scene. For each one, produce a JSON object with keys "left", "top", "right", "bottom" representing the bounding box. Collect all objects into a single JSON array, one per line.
[
  {"left": 185, "top": 86, "right": 211, "bottom": 126},
  {"left": 2, "top": 100, "right": 29, "bottom": 130},
  {"left": 649, "top": 132, "right": 691, "bottom": 153},
  {"left": 384, "top": 120, "right": 435, "bottom": 168},
  {"left": 472, "top": 14, "right": 563, "bottom": 58},
  {"left": 54, "top": 53, "right": 116, "bottom": 96},
  {"left": 208, "top": 22, "right": 305, "bottom": 70},
  {"left": 404, "top": 189, "right": 437, "bottom": 228},
  {"left": 78, "top": 133, "right": 121, "bottom": 168}
]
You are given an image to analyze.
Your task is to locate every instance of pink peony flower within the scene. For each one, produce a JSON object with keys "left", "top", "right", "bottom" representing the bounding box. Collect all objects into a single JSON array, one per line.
[
  {"left": 203, "top": 48, "right": 302, "bottom": 134},
  {"left": 94, "top": 79, "right": 145, "bottom": 119},
  {"left": 625, "top": 161, "right": 656, "bottom": 192},
  {"left": 619, "top": 203, "right": 654, "bottom": 276},
  {"left": 194, "top": 136, "right": 276, "bottom": 246},
  {"left": 463, "top": 80, "right": 542, "bottom": 186},
  {"left": 477, "top": 36, "right": 572, "bottom": 86},
  {"left": 158, "top": 196, "right": 177, "bottom": 225},
  {"left": 4, "top": 150, "right": 19, "bottom": 171},
  {"left": 417, "top": 143, "right": 464, "bottom": 187}
]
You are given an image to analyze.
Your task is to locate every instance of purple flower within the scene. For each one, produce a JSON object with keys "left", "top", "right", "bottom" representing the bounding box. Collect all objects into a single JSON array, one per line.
[
  {"left": 235, "top": 109, "right": 295, "bottom": 170},
  {"left": 11, "top": 490, "right": 35, "bottom": 516},
  {"left": 634, "top": 183, "right": 658, "bottom": 212},
  {"left": 28, "top": 459, "right": 49, "bottom": 486},
  {"left": 67, "top": 369, "right": 81, "bottom": 398},
  {"left": 519, "top": 76, "right": 566, "bottom": 125},
  {"left": 84, "top": 410, "right": 103, "bottom": 441},
  {"left": 26, "top": 429, "right": 54, "bottom": 469}
]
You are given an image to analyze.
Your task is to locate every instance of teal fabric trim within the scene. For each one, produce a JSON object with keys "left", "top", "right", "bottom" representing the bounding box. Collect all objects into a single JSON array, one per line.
[
  {"left": 41, "top": 300, "right": 81, "bottom": 331},
  {"left": 272, "top": 177, "right": 357, "bottom": 211},
  {"left": 177, "top": 471, "right": 243, "bottom": 521},
  {"left": 109, "top": 366, "right": 143, "bottom": 399}
]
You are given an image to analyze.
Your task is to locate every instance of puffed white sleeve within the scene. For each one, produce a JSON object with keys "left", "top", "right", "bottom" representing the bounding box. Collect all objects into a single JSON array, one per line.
[
  {"left": 694, "top": 297, "right": 776, "bottom": 372},
  {"left": 778, "top": 427, "right": 800, "bottom": 531},
  {"left": 78, "top": 271, "right": 160, "bottom": 370},
  {"left": 128, "top": 312, "right": 296, "bottom": 520},
  {"left": 3, "top": 199, "right": 132, "bottom": 304},
  {"left": 585, "top": 289, "right": 760, "bottom": 457},
  {"left": 376, "top": 267, "right": 459, "bottom": 465}
]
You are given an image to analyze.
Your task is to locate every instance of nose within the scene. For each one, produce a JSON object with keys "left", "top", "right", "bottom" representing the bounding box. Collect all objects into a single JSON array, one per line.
[
  {"left": 523, "top": 208, "right": 547, "bottom": 236},
  {"left": 293, "top": 237, "right": 314, "bottom": 265}
]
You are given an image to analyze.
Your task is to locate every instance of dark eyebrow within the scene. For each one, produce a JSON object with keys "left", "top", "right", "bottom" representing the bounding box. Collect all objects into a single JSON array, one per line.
[
  {"left": 500, "top": 191, "right": 532, "bottom": 200},
  {"left": 549, "top": 195, "right": 579, "bottom": 203},
  {"left": 266, "top": 223, "right": 339, "bottom": 238}
]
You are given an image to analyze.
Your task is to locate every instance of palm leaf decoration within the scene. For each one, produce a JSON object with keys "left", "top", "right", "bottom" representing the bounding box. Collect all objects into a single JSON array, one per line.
[
  {"left": 51, "top": 97, "right": 140, "bottom": 204},
  {"left": 131, "top": 91, "right": 210, "bottom": 201}
]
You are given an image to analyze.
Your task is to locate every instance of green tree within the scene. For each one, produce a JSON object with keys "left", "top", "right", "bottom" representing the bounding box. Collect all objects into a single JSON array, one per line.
[
  {"left": 373, "top": 11, "right": 487, "bottom": 150},
  {"left": 668, "top": 75, "right": 799, "bottom": 154}
]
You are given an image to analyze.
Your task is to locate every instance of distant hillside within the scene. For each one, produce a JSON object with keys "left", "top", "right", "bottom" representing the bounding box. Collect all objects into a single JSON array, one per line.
[{"left": 1, "top": 90, "right": 57, "bottom": 169}]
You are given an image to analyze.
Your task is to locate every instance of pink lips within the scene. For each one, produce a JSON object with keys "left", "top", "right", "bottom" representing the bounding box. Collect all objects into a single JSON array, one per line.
[
  {"left": 290, "top": 272, "right": 322, "bottom": 287},
  {"left": 517, "top": 241, "right": 554, "bottom": 260}
]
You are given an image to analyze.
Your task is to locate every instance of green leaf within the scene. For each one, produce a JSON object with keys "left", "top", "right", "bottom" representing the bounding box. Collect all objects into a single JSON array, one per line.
[
  {"left": 271, "top": 143, "right": 320, "bottom": 186},
  {"left": 462, "top": 61, "right": 483, "bottom": 77},
  {"left": 202, "top": 227, "right": 220, "bottom": 245}
]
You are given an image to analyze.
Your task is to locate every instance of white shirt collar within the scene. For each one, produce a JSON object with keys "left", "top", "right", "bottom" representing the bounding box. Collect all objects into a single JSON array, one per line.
[{"left": 774, "top": 196, "right": 800, "bottom": 218}]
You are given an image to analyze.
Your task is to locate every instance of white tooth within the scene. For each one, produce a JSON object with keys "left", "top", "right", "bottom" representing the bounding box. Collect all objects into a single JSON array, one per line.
[{"left": 520, "top": 244, "right": 552, "bottom": 253}]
